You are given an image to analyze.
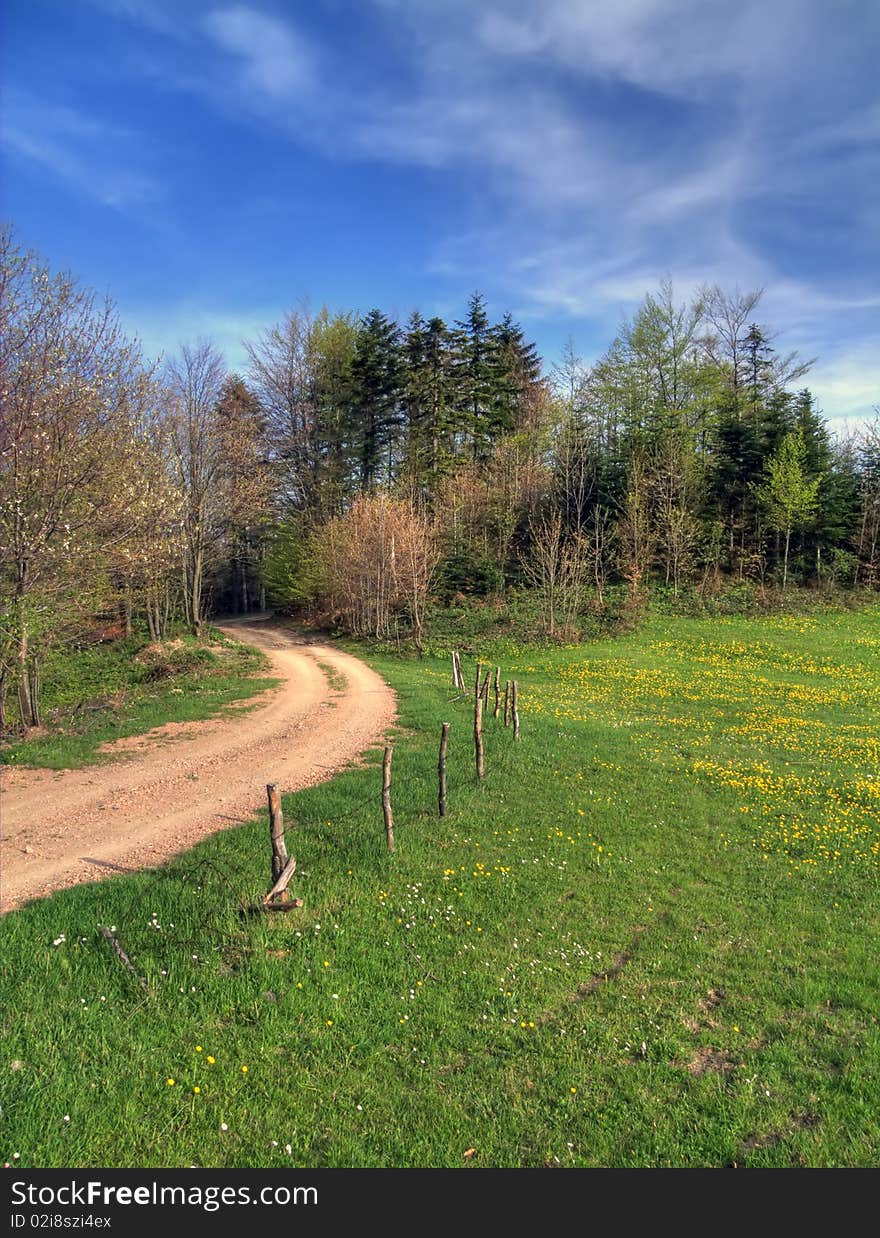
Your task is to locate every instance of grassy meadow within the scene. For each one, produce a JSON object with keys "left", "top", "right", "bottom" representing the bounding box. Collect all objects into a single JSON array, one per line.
[{"left": 1, "top": 607, "right": 878, "bottom": 1168}]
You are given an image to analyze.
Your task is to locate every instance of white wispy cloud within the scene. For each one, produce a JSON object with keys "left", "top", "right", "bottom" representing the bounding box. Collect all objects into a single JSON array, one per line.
[
  {"left": 3, "top": 92, "right": 165, "bottom": 210},
  {"left": 202, "top": 6, "right": 316, "bottom": 99},
  {"left": 36, "top": 1, "right": 877, "bottom": 425}
]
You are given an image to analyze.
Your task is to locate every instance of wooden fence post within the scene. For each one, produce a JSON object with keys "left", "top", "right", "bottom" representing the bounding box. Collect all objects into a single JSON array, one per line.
[
  {"left": 439, "top": 722, "right": 450, "bottom": 816},
  {"left": 266, "top": 784, "right": 288, "bottom": 883},
  {"left": 481, "top": 671, "right": 490, "bottom": 706},
  {"left": 493, "top": 666, "right": 501, "bottom": 718},
  {"left": 474, "top": 663, "right": 482, "bottom": 702},
  {"left": 512, "top": 680, "right": 520, "bottom": 740},
  {"left": 454, "top": 651, "right": 464, "bottom": 690},
  {"left": 504, "top": 680, "right": 511, "bottom": 727},
  {"left": 474, "top": 692, "right": 485, "bottom": 780},
  {"left": 451, "top": 652, "right": 458, "bottom": 690},
  {"left": 383, "top": 745, "right": 395, "bottom": 852}
]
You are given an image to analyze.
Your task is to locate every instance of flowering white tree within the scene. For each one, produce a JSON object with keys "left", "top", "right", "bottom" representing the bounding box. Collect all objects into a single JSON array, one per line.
[{"left": 0, "top": 227, "right": 168, "bottom": 725}]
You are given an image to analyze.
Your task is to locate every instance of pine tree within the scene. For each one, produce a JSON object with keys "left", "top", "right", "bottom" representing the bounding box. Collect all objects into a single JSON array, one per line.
[
  {"left": 451, "top": 292, "right": 497, "bottom": 461},
  {"left": 349, "top": 309, "right": 402, "bottom": 491},
  {"left": 490, "top": 312, "right": 543, "bottom": 435}
]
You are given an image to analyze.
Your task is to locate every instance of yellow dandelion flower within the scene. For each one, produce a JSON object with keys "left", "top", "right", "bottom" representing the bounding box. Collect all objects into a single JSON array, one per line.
[
  {"left": 193, "top": 1086, "right": 201, "bottom": 1094},
  {"left": 241, "top": 1065, "right": 248, "bottom": 1073},
  {"left": 166, "top": 1078, "right": 175, "bottom": 1086},
  {"left": 206, "top": 1056, "right": 215, "bottom": 1065}
]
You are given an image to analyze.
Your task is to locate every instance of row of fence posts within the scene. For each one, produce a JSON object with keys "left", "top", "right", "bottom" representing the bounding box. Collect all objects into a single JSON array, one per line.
[
  {"left": 262, "top": 652, "right": 523, "bottom": 891},
  {"left": 384, "top": 652, "right": 520, "bottom": 853}
]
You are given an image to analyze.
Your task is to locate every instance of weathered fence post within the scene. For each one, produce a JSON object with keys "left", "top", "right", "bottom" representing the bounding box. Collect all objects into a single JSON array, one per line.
[
  {"left": 439, "top": 722, "right": 450, "bottom": 817},
  {"left": 493, "top": 666, "right": 501, "bottom": 719},
  {"left": 481, "top": 671, "right": 490, "bottom": 706},
  {"left": 263, "top": 783, "right": 300, "bottom": 910},
  {"left": 266, "top": 783, "right": 288, "bottom": 883},
  {"left": 383, "top": 745, "right": 395, "bottom": 852},
  {"left": 474, "top": 663, "right": 482, "bottom": 702},
  {"left": 512, "top": 680, "right": 520, "bottom": 740},
  {"left": 474, "top": 691, "right": 485, "bottom": 780},
  {"left": 454, "top": 651, "right": 464, "bottom": 690},
  {"left": 504, "top": 680, "right": 511, "bottom": 727},
  {"left": 451, "top": 652, "right": 458, "bottom": 690}
]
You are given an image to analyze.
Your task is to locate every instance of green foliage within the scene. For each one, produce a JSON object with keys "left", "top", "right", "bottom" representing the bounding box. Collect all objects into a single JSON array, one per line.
[
  {"left": 262, "top": 517, "right": 318, "bottom": 611},
  {"left": 435, "top": 551, "right": 505, "bottom": 600}
]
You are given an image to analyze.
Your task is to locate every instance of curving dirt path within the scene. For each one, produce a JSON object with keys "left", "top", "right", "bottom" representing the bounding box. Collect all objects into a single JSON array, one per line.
[{"left": 0, "top": 621, "right": 396, "bottom": 913}]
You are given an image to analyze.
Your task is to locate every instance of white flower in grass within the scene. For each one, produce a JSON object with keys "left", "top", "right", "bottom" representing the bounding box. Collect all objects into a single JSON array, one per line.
[
  {"left": 53, "top": 935, "right": 66, "bottom": 946},
  {"left": 220, "top": 1123, "right": 228, "bottom": 1132}
]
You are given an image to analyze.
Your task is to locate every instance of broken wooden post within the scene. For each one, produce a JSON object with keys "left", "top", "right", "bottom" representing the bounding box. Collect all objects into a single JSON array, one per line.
[
  {"left": 504, "top": 680, "right": 511, "bottom": 727},
  {"left": 493, "top": 666, "right": 501, "bottom": 719},
  {"left": 266, "top": 783, "right": 288, "bottom": 883},
  {"left": 512, "top": 680, "right": 520, "bottom": 740},
  {"left": 474, "top": 691, "right": 485, "bottom": 780},
  {"left": 453, "top": 650, "right": 464, "bottom": 690},
  {"left": 383, "top": 745, "right": 395, "bottom": 852},
  {"left": 263, "top": 855, "right": 299, "bottom": 907},
  {"left": 439, "top": 722, "right": 450, "bottom": 817},
  {"left": 100, "top": 927, "right": 149, "bottom": 992}
]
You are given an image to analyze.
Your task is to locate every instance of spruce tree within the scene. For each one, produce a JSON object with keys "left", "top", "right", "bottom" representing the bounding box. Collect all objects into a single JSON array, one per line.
[{"left": 349, "top": 309, "right": 402, "bottom": 491}]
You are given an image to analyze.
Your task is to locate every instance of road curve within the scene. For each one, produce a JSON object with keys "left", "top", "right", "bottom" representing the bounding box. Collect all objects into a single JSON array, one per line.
[{"left": 0, "top": 621, "right": 396, "bottom": 912}]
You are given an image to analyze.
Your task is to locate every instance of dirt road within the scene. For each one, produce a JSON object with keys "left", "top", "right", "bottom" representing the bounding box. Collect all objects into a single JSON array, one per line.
[{"left": 0, "top": 621, "right": 396, "bottom": 912}]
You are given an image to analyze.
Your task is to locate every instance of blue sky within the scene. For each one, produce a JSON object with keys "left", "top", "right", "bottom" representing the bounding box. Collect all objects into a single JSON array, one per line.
[{"left": 2, "top": 0, "right": 878, "bottom": 428}]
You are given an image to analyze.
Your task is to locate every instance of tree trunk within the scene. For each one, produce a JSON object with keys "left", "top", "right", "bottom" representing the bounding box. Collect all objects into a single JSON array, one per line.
[
  {"left": 28, "top": 656, "right": 41, "bottom": 727},
  {"left": 16, "top": 622, "right": 33, "bottom": 728},
  {"left": 438, "top": 722, "right": 449, "bottom": 817},
  {"left": 382, "top": 746, "right": 394, "bottom": 853}
]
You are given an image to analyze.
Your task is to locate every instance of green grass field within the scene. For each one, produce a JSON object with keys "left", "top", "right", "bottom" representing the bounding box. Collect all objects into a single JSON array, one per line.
[
  {"left": 1, "top": 608, "right": 878, "bottom": 1167},
  {"left": 1, "top": 629, "right": 274, "bottom": 769}
]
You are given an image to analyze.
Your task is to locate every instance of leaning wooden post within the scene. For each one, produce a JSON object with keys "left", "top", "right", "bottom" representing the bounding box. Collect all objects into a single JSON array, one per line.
[
  {"left": 454, "top": 651, "right": 464, "bottom": 690},
  {"left": 266, "top": 783, "right": 288, "bottom": 883},
  {"left": 382, "top": 745, "right": 395, "bottom": 853},
  {"left": 474, "top": 663, "right": 482, "bottom": 702},
  {"left": 439, "top": 722, "right": 450, "bottom": 817},
  {"left": 493, "top": 667, "right": 501, "bottom": 719},
  {"left": 451, "top": 652, "right": 458, "bottom": 690},
  {"left": 512, "top": 680, "right": 520, "bottom": 740},
  {"left": 481, "top": 671, "right": 490, "bottom": 706},
  {"left": 474, "top": 692, "right": 485, "bottom": 780},
  {"left": 504, "top": 680, "right": 511, "bottom": 727}
]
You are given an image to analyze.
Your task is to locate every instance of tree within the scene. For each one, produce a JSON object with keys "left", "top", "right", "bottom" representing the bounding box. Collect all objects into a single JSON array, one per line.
[
  {"left": 349, "top": 310, "right": 402, "bottom": 490},
  {"left": 451, "top": 292, "right": 497, "bottom": 462},
  {"left": 615, "top": 456, "right": 657, "bottom": 596},
  {"left": 245, "top": 305, "right": 317, "bottom": 510},
  {"left": 165, "top": 341, "right": 228, "bottom": 635},
  {"left": 313, "top": 494, "right": 438, "bottom": 642},
  {"left": 854, "top": 413, "right": 880, "bottom": 586},
  {"left": 213, "top": 375, "right": 271, "bottom": 614},
  {"left": 755, "top": 428, "right": 821, "bottom": 591},
  {"left": 0, "top": 226, "right": 162, "bottom": 725}
]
